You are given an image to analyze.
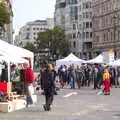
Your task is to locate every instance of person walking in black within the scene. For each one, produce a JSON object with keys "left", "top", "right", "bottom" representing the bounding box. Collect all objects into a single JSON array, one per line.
[{"left": 41, "top": 61, "right": 55, "bottom": 111}]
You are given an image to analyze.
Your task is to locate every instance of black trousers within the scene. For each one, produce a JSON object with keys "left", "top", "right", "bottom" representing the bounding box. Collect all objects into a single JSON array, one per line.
[
  {"left": 44, "top": 89, "right": 54, "bottom": 107},
  {"left": 94, "top": 78, "right": 99, "bottom": 89}
]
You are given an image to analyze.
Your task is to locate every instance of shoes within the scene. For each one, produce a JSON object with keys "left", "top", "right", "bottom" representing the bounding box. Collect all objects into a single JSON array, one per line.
[
  {"left": 43, "top": 104, "right": 51, "bottom": 111},
  {"left": 54, "top": 92, "right": 58, "bottom": 95},
  {"left": 104, "top": 93, "right": 110, "bottom": 95}
]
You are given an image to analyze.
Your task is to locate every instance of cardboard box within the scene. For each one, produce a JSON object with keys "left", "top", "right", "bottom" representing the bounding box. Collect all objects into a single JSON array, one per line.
[
  {"left": 0, "top": 99, "right": 26, "bottom": 113},
  {"left": 0, "top": 101, "right": 13, "bottom": 112}
]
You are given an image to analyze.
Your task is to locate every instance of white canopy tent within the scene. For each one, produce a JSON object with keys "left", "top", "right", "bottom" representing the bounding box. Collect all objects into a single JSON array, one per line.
[
  {"left": 0, "top": 39, "right": 34, "bottom": 66},
  {"left": 85, "top": 54, "right": 104, "bottom": 64},
  {"left": 56, "top": 53, "right": 85, "bottom": 68},
  {"left": 0, "top": 39, "right": 34, "bottom": 82},
  {"left": 0, "top": 40, "right": 34, "bottom": 58},
  {"left": 0, "top": 56, "right": 29, "bottom": 64},
  {"left": 109, "top": 59, "right": 120, "bottom": 66}
]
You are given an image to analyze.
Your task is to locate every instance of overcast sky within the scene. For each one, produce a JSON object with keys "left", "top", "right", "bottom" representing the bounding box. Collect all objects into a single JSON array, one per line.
[{"left": 13, "top": 0, "right": 56, "bottom": 35}]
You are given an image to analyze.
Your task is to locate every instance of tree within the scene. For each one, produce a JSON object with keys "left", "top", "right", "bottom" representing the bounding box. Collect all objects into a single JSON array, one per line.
[
  {"left": 36, "top": 26, "right": 70, "bottom": 59},
  {"left": 23, "top": 42, "right": 37, "bottom": 53},
  {"left": 0, "top": 1, "right": 10, "bottom": 31}
]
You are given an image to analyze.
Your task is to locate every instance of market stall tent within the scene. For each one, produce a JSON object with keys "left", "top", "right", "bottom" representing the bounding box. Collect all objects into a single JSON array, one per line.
[
  {"left": 0, "top": 39, "right": 33, "bottom": 58},
  {"left": 0, "top": 56, "right": 29, "bottom": 64},
  {"left": 56, "top": 53, "right": 85, "bottom": 68},
  {"left": 109, "top": 59, "right": 120, "bottom": 66},
  {"left": 0, "top": 39, "right": 34, "bottom": 66},
  {"left": 85, "top": 54, "right": 104, "bottom": 64},
  {"left": 0, "top": 39, "right": 34, "bottom": 82}
]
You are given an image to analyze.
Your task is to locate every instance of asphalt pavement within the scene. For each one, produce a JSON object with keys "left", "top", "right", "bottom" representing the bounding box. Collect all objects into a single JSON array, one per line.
[{"left": 0, "top": 87, "right": 120, "bottom": 120}]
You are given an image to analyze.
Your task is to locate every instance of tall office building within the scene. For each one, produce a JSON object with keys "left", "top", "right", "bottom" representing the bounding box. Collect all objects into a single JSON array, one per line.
[
  {"left": 54, "top": 0, "right": 93, "bottom": 59},
  {"left": 17, "top": 18, "right": 54, "bottom": 47},
  {"left": 93, "top": 0, "right": 120, "bottom": 59}
]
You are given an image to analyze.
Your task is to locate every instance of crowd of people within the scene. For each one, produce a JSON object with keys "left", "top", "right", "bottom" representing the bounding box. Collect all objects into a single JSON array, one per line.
[
  {"left": 1, "top": 60, "right": 119, "bottom": 111},
  {"left": 36, "top": 61, "right": 120, "bottom": 111},
  {"left": 57, "top": 64, "right": 120, "bottom": 92}
]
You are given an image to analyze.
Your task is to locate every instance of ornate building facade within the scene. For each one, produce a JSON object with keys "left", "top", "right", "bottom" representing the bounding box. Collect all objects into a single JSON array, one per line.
[
  {"left": 93, "top": 0, "right": 120, "bottom": 59},
  {"left": 54, "top": 0, "right": 93, "bottom": 59}
]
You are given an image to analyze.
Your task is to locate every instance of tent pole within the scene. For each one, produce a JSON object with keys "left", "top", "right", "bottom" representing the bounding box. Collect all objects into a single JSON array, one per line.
[{"left": 8, "top": 61, "right": 10, "bottom": 82}]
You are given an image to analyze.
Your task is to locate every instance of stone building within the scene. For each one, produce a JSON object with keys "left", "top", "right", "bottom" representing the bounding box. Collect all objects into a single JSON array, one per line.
[
  {"left": 54, "top": 0, "right": 93, "bottom": 59},
  {"left": 16, "top": 18, "right": 54, "bottom": 47},
  {"left": 93, "top": 0, "right": 120, "bottom": 59}
]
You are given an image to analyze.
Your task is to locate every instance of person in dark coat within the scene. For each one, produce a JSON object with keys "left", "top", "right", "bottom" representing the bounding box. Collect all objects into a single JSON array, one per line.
[{"left": 41, "top": 61, "right": 55, "bottom": 111}]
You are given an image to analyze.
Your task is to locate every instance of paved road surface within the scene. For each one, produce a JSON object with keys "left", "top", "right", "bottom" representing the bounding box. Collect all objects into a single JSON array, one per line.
[{"left": 0, "top": 87, "right": 120, "bottom": 120}]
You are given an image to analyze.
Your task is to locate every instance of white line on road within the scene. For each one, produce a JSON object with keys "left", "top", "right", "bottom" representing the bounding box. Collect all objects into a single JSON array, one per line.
[{"left": 63, "top": 92, "right": 78, "bottom": 98}]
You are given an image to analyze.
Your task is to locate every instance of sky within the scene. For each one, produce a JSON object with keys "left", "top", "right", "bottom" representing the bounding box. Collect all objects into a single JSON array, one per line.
[{"left": 13, "top": 0, "right": 56, "bottom": 35}]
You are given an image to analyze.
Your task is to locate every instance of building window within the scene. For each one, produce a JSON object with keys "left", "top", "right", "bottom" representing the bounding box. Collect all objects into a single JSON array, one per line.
[
  {"left": 69, "top": 0, "right": 77, "bottom": 4},
  {"left": 79, "top": 5, "right": 81, "bottom": 11},
  {"left": 86, "top": 22, "right": 89, "bottom": 28},
  {"left": 83, "top": 13, "right": 86, "bottom": 18},
  {"left": 73, "top": 24, "right": 76, "bottom": 30},
  {"left": 26, "top": 33, "right": 30, "bottom": 39},
  {"left": 89, "top": 12, "right": 92, "bottom": 18},
  {"left": 33, "top": 28, "right": 36, "bottom": 30},
  {"left": 77, "top": 32, "right": 81, "bottom": 39},
  {"left": 90, "top": 22, "right": 92, "bottom": 28},
  {"left": 27, "top": 28, "right": 30, "bottom": 31},
  {"left": 83, "top": 22, "right": 86, "bottom": 29},
  {"left": 86, "top": 2, "right": 89, "bottom": 8},
  {"left": 86, "top": 32, "right": 89, "bottom": 39},
  {"left": 70, "top": 6, "right": 78, "bottom": 20},
  {"left": 110, "top": 32, "right": 112, "bottom": 41},
  {"left": 33, "top": 32, "right": 36, "bottom": 35},
  {"left": 79, "top": 15, "right": 82, "bottom": 20},
  {"left": 73, "top": 33, "right": 76, "bottom": 39},
  {"left": 83, "top": 32, "right": 85, "bottom": 39},
  {"left": 104, "top": 33, "right": 106, "bottom": 41},
  {"left": 79, "top": 24, "right": 82, "bottom": 29},
  {"left": 73, "top": 41, "right": 76, "bottom": 48},
  {"left": 86, "top": 12, "right": 89, "bottom": 18},
  {"left": 90, "top": 32, "right": 92, "bottom": 38}
]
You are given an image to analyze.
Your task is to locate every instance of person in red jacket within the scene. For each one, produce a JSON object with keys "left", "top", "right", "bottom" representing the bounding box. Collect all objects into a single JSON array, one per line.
[{"left": 24, "top": 62, "right": 35, "bottom": 107}]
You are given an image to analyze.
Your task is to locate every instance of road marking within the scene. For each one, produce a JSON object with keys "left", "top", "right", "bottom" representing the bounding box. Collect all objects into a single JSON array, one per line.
[{"left": 63, "top": 92, "right": 77, "bottom": 98}]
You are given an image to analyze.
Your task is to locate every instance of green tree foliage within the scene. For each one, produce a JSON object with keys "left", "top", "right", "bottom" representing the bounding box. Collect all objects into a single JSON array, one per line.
[
  {"left": 23, "top": 42, "right": 37, "bottom": 53},
  {"left": 0, "top": 1, "right": 10, "bottom": 31},
  {"left": 36, "top": 26, "right": 70, "bottom": 58}
]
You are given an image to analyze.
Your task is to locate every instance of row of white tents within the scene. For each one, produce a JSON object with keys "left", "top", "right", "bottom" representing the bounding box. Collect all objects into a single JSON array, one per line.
[{"left": 56, "top": 53, "right": 120, "bottom": 68}]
